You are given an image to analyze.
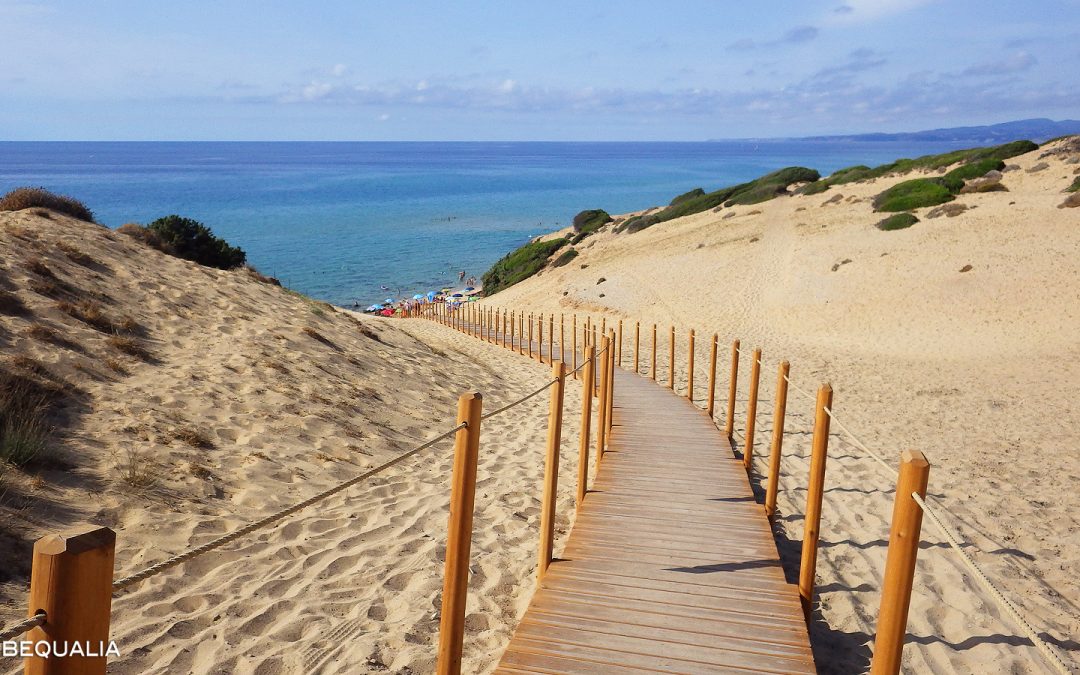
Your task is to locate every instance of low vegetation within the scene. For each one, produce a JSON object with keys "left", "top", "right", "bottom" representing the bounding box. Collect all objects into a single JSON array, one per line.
[
  {"left": 551, "top": 248, "right": 579, "bottom": 267},
  {"left": 570, "top": 209, "right": 612, "bottom": 244},
  {"left": 0, "top": 368, "right": 52, "bottom": 466},
  {"left": 875, "top": 213, "right": 920, "bottom": 231},
  {"left": 120, "top": 215, "right": 246, "bottom": 270},
  {"left": 481, "top": 237, "right": 568, "bottom": 295},
  {"left": 617, "top": 166, "right": 820, "bottom": 234},
  {"left": 0, "top": 187, "right": 96, "bottom": 223},
  {"left": 873, "top": 179, "right": 956, "bottom": 212},
  {"left": 1068, "top": 176, "right": 1080, "bottom": 193},
  {"left": 0, "top": 289, "right": 29, "bottom": 316},
  {"left": 801, "top": 140, "right": 1037, "bottom": 194}
]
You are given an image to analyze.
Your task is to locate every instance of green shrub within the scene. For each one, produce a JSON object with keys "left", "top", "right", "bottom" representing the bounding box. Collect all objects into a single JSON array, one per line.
[
  {"left": 670, "top": 188, "right": 705, "bottom": 206},
  {"left": 144, "top": 215, "right": 246, "bottom": 270},
  {"left": 799, "top": 181, "right": 831, "bottom": 195},
  {"left": 830, "top": 141, "right": 1037, "bottom": 188},
  {"left": 0, "top": 187, "right": 95, "bottom": 223},
  {"left": 725, "top": 183, "right": 786, "bottom": 207},
  {"left": 551, "top": 248, "right": 579, "bottom": 267},
  {"left": 481, "top": 237, "right": 568, "bottom": 295},
  {"left": 944, "top": 159, "right": 1005, "bottom": 183},
  {"left": 1067, "top": 176, "right": 1080, "bottom": 193},
  {"left": 875, "top": 213, "right": 919, "bottom": 231},
  {"left": 873, "top": 179, "right": 954, "bottom": 212},
  {"left": 571, "top": 209, "right": 612, "bottom": 233},
  {"left": 0, "top": 369, "right": 51, "bottom": 466}
]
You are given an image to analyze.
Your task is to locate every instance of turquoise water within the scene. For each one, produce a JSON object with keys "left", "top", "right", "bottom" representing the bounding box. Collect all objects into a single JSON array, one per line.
[{"left": 0, "top": 141, "right": 971, "bottom": 305}]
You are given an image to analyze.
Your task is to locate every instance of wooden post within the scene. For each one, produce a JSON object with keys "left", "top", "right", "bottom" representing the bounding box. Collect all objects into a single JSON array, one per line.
[
  {"left": 870, "top": 451, "right": 931, "bottom": 675},
  {"left": 571, "top": 315, "right": 578, "bottom": 380},
  {"left": 764, "top": 361, "right": 790, "bottom": 519},
  {"left": 616, "top": 320, "right": 623, "bottom": 368},
  {"left": 651, "top": 324, "right": 657, "bottom": 381},
  {"left": 510, "top": 311, "right": 516, "bottom": 351},
  {"left": 560, "top": 314, "right": 565, "bottom": 365},
  {"left": 577, "top": 346, "right": 596, "bottom": 508},
  {"left": 437, "top": 392, "right": 484, "bottom": 675},
  {"left": 725, "top": 340, "right": 740, "bottom": 439},
  {"left": 502, "top": 310, "right": 508, "bottom": 349},
  {"left": 706, "top": 333, "right": 718, "bottom": 418},
  {"left": 687, "top": 329, "right": 696, "bottom": 403},
  {"left": 743, "top": 348, "right": 762, "bottom": 470},
  {"left": 537, "top": 314, "right": 544, "bottom": 362},
  {"left": 668, "top": 325, "right": 676, "bottom": 390},
  {"left": 528, "top": 314, "right": 534, "bottom": 359},
  {"left": 596, "top": 335, "right": 611, "bottom": 463},
  {"left": 538, "top": 361, "right": 566, "bottom": 583},
  {"left": 798, "top": 383, "right": 833, "bottom": 622},
  {"left": 548, "top": 314, "right": 554, "bottom": 365},
  {"left": 634, "top": 321, "right": 640, "bottom": 373},
  {"left": 606, "top": 331, "right": 616, "bottom": 437},
  {"left": 25, "top": 525, "right": 116, "bottom": 675},
  {"left": 600, "top": 317, "right": 606, "bottom": 339}
]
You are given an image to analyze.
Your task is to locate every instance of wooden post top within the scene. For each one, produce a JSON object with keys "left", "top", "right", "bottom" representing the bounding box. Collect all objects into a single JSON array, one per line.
[
  {"left": 34, "top": 525, "right": 116, "bottom": 556},
  {"left": 900, "top": 449, "right": 930, "bottom": 470}
]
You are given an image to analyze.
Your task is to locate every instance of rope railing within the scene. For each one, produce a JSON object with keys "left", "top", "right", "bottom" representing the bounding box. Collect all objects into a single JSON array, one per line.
[
  {"left": 425, "top": 305, "right": 1076, "bottom": 675},
  {"left": 0, "top": 611, "right": 45, "bottom": 642},
  {"left": 113, "top": 421, "right": 467, "bottom": 592},
  {"left": 911, "top": 493, "right": 1072, "bottom": 675}
]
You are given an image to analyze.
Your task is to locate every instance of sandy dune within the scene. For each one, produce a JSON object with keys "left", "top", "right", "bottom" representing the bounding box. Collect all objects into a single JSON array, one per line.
[
  {"left": 1, "top": 213, "right": 586, "bottom": 674},
  {"left": 479, "top": 139, "right": 1080, "bottom": 673}
]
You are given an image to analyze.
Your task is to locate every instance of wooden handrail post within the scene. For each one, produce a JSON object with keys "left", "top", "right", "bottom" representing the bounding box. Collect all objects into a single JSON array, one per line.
[
  {"left": 560, "top": 313, "right": 565, "bottom": 365},
  {"left": 25, "top": 525, "right": 116, "bottom": 675},
  {"left": 706, "top": 333, "right": 718, "bottom": 418},
  {"left": 870, "top": 451, "right": 931, "bottom": 675},
  {"left": 437, "top": 392, "right": 484, "bottom": 675},
  {"left": 509, "top": 311, "right": 515, "bottom": 350},
  {"left": 616, "top": 320, "right": 623, "bottom": 368},
  {"left": 538, "top": 361, "right": 566, "bottom": 583},
  {"left": 650, "top": 324, "right": 657, "bottom": 381},
  {"left": 743, "top": 348, "right": 762, "bottom": 470},
  {"left": 668, "top": 325, "right": 675, "bottom": 390},
  {"left": 634, "top": 321, "right": 640, "bottom": 373},
  {"left": 606, "top": 331, "right": 616, "bottom": 437},
  {"left": 600, "top": 317, "right": 606, "bottom": 339},
  {"left": 547, "top": 314, "right": 554, "bottom": 365},
  {"left": 596, "top": 335, "right": 611, "bottom": 463},
  {"left": 724, "top": 340, "right": 740, "bottom": 439},
  {"left": 537, "top": 314, "right": 544, "bottom": 362},
  {"left": 577, "top": 346, "right": 596, "bottom": 508},
  {"left": 687, "top": 329, "right": 696, "bottom": 403},
  {"left": 798, "top": 383, "right": 833, "bottom": 622},
  {"left": 764, "top": 361, "right": 790, "bottom": 519},
  {"left": 571, "top": 314, "right": 578, "bottom": 380},
  {"left": 528, "top": 314, "right": 534, "bottom": 359}
]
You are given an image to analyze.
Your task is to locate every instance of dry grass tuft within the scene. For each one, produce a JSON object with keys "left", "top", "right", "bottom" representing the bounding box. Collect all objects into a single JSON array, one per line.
[
  {"left": 55, "top": 241, "right": 99, "bottom": 268},
  {"left": 188, "top": 463, "right": 213, "bottom": 480},
  {"left": 0, "top": 289, "right": 29, "bottom": 316},
  {"left": 56, "top": 299, "right": 117, "bottom": 332},
  {"left": 173, "top": 426, "right": 214, "bottom": 449},
  {"left": 24, "top": 257, "right": 54, "bottom": 278},
  {"left": 116, "top": 447, "right": 156, "bottom": 488},
  {"left": 301, "top": 326, "right": 341, "bottom": 350},
  {"left": 104, "top": 358, "right": 127, "bottom": 375},
  {"left": 0, "top": 187, "right": 95, "bottom": 223},
  {"left": 25, "top": 322, "right": 57, "bottom": 343},
  {"left": 107, "top": 335, "right": 152, "bottom": 361},
  {"left": 0, "top": 368, "right": 52, "bottom": 466}
]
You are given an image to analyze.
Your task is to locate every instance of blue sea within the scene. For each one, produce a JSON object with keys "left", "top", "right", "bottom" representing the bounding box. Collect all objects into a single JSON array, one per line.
[{"left": 0, "top": 141, "right": 972, "bottom": 306}]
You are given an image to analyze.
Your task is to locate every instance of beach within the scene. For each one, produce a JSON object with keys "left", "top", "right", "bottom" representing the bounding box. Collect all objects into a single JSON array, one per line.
[{"left": 479, "top": 138, "right": 1080, "bottom": 672}]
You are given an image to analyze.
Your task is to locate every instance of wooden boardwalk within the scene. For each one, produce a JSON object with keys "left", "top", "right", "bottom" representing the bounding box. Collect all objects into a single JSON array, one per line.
[{"left": 496, "top": 366, "right": 816, "bottom": 673}]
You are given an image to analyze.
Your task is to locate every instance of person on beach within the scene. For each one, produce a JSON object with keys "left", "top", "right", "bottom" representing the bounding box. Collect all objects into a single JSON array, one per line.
[{"left": 459, "top": 270, "right": 466, "bottom": 282}]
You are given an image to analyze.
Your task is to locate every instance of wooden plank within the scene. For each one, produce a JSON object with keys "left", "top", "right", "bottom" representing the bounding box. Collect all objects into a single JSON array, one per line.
[{"left": 496, "top": 367, "right": 815, "bottom": 673}]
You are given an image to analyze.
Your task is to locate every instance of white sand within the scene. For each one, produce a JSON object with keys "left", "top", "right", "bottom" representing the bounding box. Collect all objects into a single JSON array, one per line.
[
  {"left": 0, "top": 213, "right": 586, "bottom": 674},
  {"left": 480, "top": 139, "right": 1080, "bottom": 673}
]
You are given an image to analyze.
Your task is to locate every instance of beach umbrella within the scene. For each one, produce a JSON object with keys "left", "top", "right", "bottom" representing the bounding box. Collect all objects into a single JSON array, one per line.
[
  {"left": 412, "top": 294, "right": 424, "bottom": 300},
  {"left": 385, "top": 297, "right": 394, "bottom": 304},
  {"left": 427, "top": 291, "right": 437, "bottom": 300},
  {"left": 365, "top": 305, "right": 380, "bottom": 312},
  {"left": 464, "top": 286, "right": 475, "bottom": 292},
  {"left": 452, "top": 293, "right": 463, "bottom": 298}
]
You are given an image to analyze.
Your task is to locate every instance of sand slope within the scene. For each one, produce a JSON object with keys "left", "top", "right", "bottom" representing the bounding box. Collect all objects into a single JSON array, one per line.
[
  {"left": 1, "top": 212, "right": 586, "bottom": 674},
  {"left": 481, "top": 139, "right": 1080, "bottom": 673}
]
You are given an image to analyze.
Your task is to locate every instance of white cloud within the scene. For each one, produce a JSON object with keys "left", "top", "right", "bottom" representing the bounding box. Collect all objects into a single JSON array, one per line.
[
  {"left": 332, "top": 64, "right": 348, "bottom": 77},
  {"left": 827, "top": 0, "right": 939, "bottom": 23}
]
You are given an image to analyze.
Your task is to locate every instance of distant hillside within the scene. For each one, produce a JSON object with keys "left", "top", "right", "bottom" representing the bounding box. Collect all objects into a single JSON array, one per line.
[{"left": 730, "top": 118, "right": 1080, "bottom": 145}]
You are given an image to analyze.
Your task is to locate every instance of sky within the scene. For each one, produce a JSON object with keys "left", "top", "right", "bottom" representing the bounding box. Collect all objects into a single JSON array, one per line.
[{"left": 0, "top": 0, "right": 1077, "bottom": 140}]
